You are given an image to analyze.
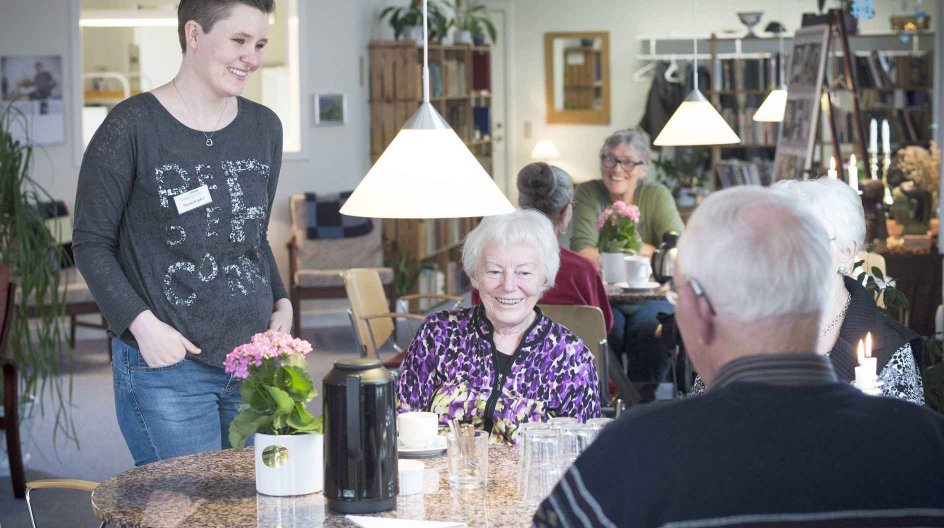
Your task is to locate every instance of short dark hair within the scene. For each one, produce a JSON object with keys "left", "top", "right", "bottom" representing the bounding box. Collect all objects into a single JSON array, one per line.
[{"left": 177, "top": 0, "right": 275, "bottom": 53}]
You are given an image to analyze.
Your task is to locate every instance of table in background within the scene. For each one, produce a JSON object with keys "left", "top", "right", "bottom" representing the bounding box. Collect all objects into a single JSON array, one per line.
[
  {"left": 605, "top": 283, "right": 669, "bottom": 304},
  {"left": 883, "top": 250, "right": 942, "bottom": 338},
  {"left": 91, "top": 446, "right": 532, "bottom": 528}
]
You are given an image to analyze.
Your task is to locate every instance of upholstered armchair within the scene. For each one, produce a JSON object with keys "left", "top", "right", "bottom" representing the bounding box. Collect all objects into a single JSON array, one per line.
[{"left": 287, "top": 194, "right": 394, "bottom": 337}]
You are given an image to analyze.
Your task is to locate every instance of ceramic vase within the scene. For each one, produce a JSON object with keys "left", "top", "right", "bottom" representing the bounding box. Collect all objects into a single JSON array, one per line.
[
  {"left": 254, "top": 432, "right": 323, "bottom": 496},
  {"left": 600, "top": 252, "right": 627, "bottom": 284},
  {"left": 454, "top": 29, "right": 472, "bottom": 45}
]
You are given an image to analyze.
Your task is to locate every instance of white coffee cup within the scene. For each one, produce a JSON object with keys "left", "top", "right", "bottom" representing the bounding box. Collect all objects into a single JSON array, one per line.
[
  {"left": 600, "top": 253, "right": 627, "bottom": 284},
  {"left": 397, "top": 412, "right": 439, "bottom": 449},
  {"left": 624, "top": 256, "right": 653, "bottom": 288}
]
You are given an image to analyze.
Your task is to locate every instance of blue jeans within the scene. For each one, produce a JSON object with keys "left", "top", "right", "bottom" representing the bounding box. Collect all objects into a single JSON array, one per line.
[
  {"left": 111, "top": 338, "right": 244, "bottom": 466},
  {"left": 611, "top": 300, "right": 675, "bottom": 383}
]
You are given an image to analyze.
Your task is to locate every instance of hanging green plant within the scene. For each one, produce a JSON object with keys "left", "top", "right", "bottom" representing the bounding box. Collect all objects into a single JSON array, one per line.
[{"left": 0, "top": 104, "right": 74, "bottom": 444}]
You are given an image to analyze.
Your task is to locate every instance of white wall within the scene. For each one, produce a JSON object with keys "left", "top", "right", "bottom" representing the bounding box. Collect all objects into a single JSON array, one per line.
[{"left": 509, "top": 0, "right": 937, "bottom": 184}]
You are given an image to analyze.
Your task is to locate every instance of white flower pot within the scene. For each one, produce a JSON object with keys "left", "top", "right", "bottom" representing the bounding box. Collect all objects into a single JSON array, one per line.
[
  {"left": 454, "top": 29, "right": 473, "bottom": 45},
  {"left": 600, "top": 252, "right": 628, "bottom": 284},
  {"left": 254, "top": 432, "right": 323, "bottom": 496}
]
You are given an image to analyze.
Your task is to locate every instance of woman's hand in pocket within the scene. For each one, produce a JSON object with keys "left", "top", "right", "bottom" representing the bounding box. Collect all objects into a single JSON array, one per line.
[{"left": 128, "top": 310, "right": 201, "bottom": 368}]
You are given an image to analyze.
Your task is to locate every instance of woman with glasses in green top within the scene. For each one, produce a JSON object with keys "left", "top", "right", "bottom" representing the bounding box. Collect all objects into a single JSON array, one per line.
[{"left": 571, "top": 128, "right": 684, "bottom": 394}]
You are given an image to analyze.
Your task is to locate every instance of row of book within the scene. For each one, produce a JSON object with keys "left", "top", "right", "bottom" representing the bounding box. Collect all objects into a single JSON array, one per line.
[
  {"left": 418, "top": 217, "right": 475, "bottom": 258},
  {"left": 844, "top": 53, "right": 932, "bottom": 89},
  {"left": 415, "top": 262, "right": 471, "bottom": 311},
  {"left": 718, "top": 106, "right": 779, "bottom": 145},
  {"left": 827, "top": 107, "right": 932, "bottom": 145},
  {"left": 715, "top": 159, "right": 774, "bottom": 188},
  {"left": 418, "top": 59, "right": 468, "bottom": 98},
  {"left": 712, "top": 55, "right": 785, "bottom": 91}
]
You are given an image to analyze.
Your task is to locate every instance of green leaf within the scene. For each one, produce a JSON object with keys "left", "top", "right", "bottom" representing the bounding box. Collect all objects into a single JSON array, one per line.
[
  {"left": 228, "top": 409, "right": 273, "bottom": 449},
  {"left": 871, "top": 267, "right": 885, "bottom": 281},
  {"left": 277, "top": 365, "right": 316, "bottom": 402},
  {"left": 287, "top": 402, "right": 319, "bottom": 431},
  {"left": 264, "top": 385, "right": 295, "bottom": 417}
]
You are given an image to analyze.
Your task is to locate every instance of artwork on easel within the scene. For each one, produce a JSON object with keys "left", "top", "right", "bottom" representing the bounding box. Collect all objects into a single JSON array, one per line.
[{"left": 773, "top": 25, "right": 831, "bottom": 181}]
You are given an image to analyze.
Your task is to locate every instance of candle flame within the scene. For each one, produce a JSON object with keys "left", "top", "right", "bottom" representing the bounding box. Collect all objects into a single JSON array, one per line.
[
  {"left": 865, "top": 332, "right": 872, "bottom": 358},
  {"left": 849, "top": 154, "right": 857, "bottom": 166},
  {"left": 857, "top": 339, "right": 865, "bottom": 364},
  {"left": 829, "top": 157, "right": 836, "bottom": 170}
]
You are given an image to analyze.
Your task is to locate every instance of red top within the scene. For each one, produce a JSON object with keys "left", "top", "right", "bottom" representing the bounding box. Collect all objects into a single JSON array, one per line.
[{"left": 471, "top": 246, "right": 613, "bottom": 333}]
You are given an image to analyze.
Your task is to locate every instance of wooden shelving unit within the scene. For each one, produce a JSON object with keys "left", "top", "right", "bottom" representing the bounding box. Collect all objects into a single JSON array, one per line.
[{"left": 368, "top": 40, "right": 493, "bottom": 299}]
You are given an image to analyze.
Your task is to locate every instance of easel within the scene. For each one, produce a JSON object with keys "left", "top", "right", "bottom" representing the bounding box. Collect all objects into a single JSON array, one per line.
[{"left": 820, "top": 9, "right": 868, "bottom": 168}]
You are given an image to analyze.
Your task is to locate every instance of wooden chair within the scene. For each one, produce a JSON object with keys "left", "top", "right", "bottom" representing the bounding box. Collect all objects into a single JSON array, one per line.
[
  {"left": 25, "top": 479, "right": 104, "bottom": 527},
  {"left": 538, "top": 304, "right": 640, "bottom": 409},
  {"left": 287, "top": 194, "right": 394, "bottom": 337},
  {"left": 0, "top": 266, "right": 25, "bottom": 498},
  {"left": 341, "top": 268, "right": 460, "bottom": 365}
]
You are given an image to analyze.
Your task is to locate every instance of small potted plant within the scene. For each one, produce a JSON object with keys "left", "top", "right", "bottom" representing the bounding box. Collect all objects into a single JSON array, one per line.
[
  {"left": 226, "top": 330, "right": 324, "bottom": 496},
  {"left": 445, "top": 0, "right": 497, "bottom": 45},
  {"left": 802, "top": 0, "right": 858, "bottom": 33},
  {"left": 597, "top": 201, "right": 643, "bottom": 283},
  {"left": 379, "top": 0, "right": 450, "bottom": 43}
]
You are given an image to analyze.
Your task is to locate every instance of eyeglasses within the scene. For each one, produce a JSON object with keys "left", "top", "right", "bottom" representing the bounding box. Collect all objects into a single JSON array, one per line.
[
  {"left": 601, "top": 155, "right": 645, "bottom": 171},
  {"left": 666, "top": 275, "right": 716, "bottom": 316}
]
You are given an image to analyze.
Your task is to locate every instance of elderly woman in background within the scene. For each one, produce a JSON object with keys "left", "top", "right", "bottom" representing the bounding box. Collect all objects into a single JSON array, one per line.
[
  {"left": 396, "top": 209, "right": 601, "bottom": 444},
  {"left": 571, "top": 127, "right": 684, "bottom": 260},
  {"left": 773, "top": 178, "right": 924, "bottom": 403},
  {"left": 472, "top": 163, "right": 613, "bottom": 332},
  {"left": 689, "top": 178, "right": 924, "bottom": 403},
  {"left": 571, "top": 128, "right": 684, "bottom": 389}
]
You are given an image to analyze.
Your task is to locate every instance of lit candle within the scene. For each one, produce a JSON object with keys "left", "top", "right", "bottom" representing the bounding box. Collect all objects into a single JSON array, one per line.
[
  {"left": 855, "top": 334, "right": 878, "bottom": 385},
  {"left": 869, "top": 119, "right": 878, "bottom": 155},
  {"left": 882, "top": 119, "right": 890, "bottom": 156},
  {"left": 827, "top": 157, "right": 838, "bottom": 179},
  {"left": 848, "top": 154, "right": 858, "bottom": 192}
]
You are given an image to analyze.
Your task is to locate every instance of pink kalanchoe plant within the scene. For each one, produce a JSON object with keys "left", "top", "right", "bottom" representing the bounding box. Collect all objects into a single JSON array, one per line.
[
  {"left": 597, "top": 200, "right": 643, "bottom": 254},
  {"left": 225, "top": 330, "right": 322, "bottom": 448}
]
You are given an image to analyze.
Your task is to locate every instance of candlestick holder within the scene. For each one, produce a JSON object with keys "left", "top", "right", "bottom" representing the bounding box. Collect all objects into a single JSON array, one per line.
[
  {"left": 869, "top": 154, "right": 879, "bottom": 180},
  {"left": 852, "top": 378, "right": 883, "bottom": 396},
  {"left": 881, "top": 156, "right": 894, "bottom": 205}
]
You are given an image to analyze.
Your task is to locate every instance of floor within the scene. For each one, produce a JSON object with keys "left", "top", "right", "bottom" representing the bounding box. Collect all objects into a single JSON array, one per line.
[{"left": 0, "top": 312, "right": 363, "bottom": 528}]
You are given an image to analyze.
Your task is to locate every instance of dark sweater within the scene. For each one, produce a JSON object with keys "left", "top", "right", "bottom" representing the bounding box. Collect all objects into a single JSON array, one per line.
[
  {"left": 73, "top": 93, "right": 287, "bottom": 367},
  {"left": 535, "top": 355, "right": 944, "bottom": 527}
]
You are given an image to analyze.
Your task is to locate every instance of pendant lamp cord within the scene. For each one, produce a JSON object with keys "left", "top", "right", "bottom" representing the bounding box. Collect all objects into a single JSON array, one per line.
[
  {"left": 692, "top": 0, "right": 698, "bottom": 93},
  {"left": 422, "top": 0, "right": 430, "bottom": 103}
]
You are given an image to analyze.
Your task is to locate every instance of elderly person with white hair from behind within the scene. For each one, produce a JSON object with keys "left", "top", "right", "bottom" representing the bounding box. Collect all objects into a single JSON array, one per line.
[
  {"left": 396, "top": 209, "right": 601, "bottom": 444},
  {"left": 534, "top": 187, "right": 944, "bottom": 528},
  {"left": 690, "top": 178, "right": 924, "bottom": 403}
]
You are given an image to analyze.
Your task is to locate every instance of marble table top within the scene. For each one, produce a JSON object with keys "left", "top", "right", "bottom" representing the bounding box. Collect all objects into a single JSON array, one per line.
[{"left": 91, "top": 445, "right": 534, "bottom": 527}]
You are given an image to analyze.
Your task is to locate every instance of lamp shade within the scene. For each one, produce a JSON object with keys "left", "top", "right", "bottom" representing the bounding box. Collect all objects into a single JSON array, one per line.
[
  {"left": 530, "top": 139, "right": 561, "bottom": 161},
  {"left": 340, "top": 103, "right": 514, "bottom": 219},
  {"left": 653, "top": 90, "right": 740, "bottom": 146},
  {"left": 752, "top": 88, "right": 787, "bottom": 122}
]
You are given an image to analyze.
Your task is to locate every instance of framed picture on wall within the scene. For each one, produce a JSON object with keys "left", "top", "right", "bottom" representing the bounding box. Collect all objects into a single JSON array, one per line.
[
  {"left": 314, "top": 94, "right": 345, "bottom": 125},
  {"left": 1, "top": 54, "right": 66, "bottom": 145}
]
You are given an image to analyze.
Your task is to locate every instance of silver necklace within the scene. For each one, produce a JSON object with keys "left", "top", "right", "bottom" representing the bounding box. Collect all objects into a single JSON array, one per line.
[
  {"left": 822, "top": 290, "right": 851, "bottom": 337},
  {"left": 172, "top": 78, "right": 228, "bottom": 147}
]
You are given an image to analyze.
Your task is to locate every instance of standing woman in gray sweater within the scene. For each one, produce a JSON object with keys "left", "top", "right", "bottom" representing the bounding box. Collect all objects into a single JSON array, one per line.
[{"left": 73, "top": 0, "right": 291, "bottom": 465}]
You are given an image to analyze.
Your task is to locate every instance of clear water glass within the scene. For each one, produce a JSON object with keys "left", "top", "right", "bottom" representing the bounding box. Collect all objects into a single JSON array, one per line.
[
  {"left": 586, "top": 417, "right": 614, "bottom": 441},
  {"left": 516, "top": 422, "right": 551, "bottom": 492},
  {"left": 547, "top": 416, "right": 578, "bottom": 429},
  {"left": 446, "top": 430, "right": 489, "bottom": 489},
  {"left": 558, "top": 423, "right": 594, "bottom": 470},
  {"left": 521, "top": 428, "right": 562, "bottom": 506}
]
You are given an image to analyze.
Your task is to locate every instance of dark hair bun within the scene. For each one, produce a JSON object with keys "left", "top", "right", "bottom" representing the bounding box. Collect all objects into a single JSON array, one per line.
[{"left": 517, "top": 162, "right": 557, "bottom": 197}]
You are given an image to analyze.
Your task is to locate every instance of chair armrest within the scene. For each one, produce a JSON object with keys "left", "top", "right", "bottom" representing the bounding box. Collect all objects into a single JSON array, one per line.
[
  {"left": 361, "top": 312, "right": 427, "bottom": 323},
  {"left": 398, "top": 294, "right": 462, "bottom": 303},
  {"left": 27, "top": 479, "right": 98, "bottom": 492}
]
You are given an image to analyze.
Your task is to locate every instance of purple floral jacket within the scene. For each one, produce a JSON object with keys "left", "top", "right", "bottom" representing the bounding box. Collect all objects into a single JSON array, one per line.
[{"left": 395, "top": 305, "right": 601, "bottom": 444}]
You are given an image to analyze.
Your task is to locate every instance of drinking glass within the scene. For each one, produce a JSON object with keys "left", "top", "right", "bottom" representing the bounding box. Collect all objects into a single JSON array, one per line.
[
  {"left": 547, "top": 416, "right": 578, "bottom": 429},
  {"left": 521, "top": 429, "right": 562, "bottom": 506},
  {"left": 516, "top": 422, "right": 551, "bottom": 492},
  {"left": 558, "top": 423, "right": 594, "bottom": 471},
  {"left": 586, "top": 417, "right": 613, "bottom": 441},
  {"left": 446, "top": 430, "right": 489, "bottom": 489}
]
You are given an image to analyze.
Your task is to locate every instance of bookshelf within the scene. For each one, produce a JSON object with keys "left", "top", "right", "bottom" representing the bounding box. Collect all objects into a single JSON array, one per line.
[
  {"left": 636, "top": 31, "right": 934, "bottom": 189},
  {"left": 368, "top": 40, "right": 493, "bottom": 299}
]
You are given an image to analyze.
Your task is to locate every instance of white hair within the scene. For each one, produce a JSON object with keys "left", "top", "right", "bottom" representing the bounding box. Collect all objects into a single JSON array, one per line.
[
  {"left": 462, "top": 208, "right": 561, "bottom": 290},
  {"left": 677, "top": 187, "right": 832, "bottom": 322},
  {"left": 771, "top": 178, "right": 866, "bottom": 256}
]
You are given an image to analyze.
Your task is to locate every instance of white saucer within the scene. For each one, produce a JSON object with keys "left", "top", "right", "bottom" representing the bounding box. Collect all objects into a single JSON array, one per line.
[
  {"left": 622, "top": 281, "right": 662, "bottom": 292},
  {"left": 398, "top": 436, "right": 447, "bottom": 458}
]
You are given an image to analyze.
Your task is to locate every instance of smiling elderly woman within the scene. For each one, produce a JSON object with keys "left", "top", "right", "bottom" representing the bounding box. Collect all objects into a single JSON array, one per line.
[{"left": 395, "top": 209, "right": 602, "bottom": 444}]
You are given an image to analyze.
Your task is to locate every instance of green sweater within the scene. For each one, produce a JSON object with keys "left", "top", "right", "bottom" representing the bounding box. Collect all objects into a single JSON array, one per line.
[{"left": 571, "top": 179, "right": 684, "bottom": 252}]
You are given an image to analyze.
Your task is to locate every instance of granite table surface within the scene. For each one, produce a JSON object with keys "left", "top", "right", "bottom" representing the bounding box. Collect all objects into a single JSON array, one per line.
[
  {"left": 91, "top": 445, "right": 535, "bottom": 527},
  {"left": 605, "top": 282, "right": 669, "bottom": 303}
]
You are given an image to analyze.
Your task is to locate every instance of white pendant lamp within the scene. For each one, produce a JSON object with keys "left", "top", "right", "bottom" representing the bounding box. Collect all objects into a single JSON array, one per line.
[
  {"left": 753, "top": 1, "right": 788, "bottom": 122},
  {"left": 753, "top": 87, "right": 788, "bottom": 122},
  {"left": 341, "top": 0, "right": 513, "bottom": 219},
  {"left": 530, "top": 139, "right": 562, "bottom": 161},
  {"left": 654, "top": 0, "right": 740, "bottom": 146}
]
